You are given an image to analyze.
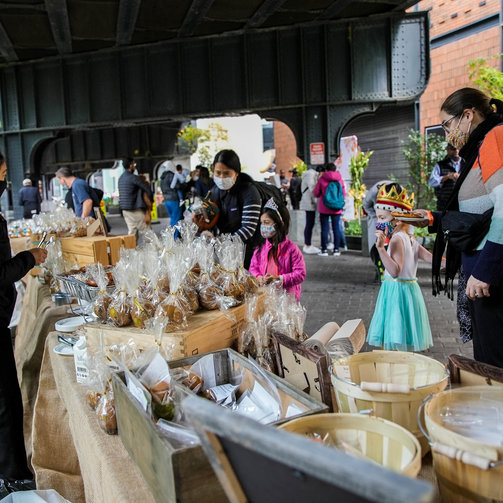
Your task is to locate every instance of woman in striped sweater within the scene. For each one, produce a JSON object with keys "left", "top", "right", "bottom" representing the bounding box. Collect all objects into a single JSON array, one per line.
[
  {"left": 205, "top": 149, "right": 262, "bottom": 268},
  {"left": 428, "top": 88, "right": 503, "bottom": 367}
]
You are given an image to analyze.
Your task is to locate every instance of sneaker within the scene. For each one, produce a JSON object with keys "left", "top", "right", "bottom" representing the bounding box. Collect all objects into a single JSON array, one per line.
[
  {"left": 333, "top": 250, "right": 341, "bottom": 256},
  {"left": 317, "top": 250, "right": 329, "bottom": 256},
  {"left": 327, "top": 242, "right": 335, "bottom": 250},
  {"left": 303, "top": 245, "right": 320, "bottom": 255},
  {"left": 343, "top": 245, "right": 348, "bottom": 251}
]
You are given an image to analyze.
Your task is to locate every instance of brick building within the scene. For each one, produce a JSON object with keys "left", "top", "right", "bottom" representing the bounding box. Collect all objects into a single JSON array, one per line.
[{"left": 414, "top": 0, "right": 502, "bottom": 132}]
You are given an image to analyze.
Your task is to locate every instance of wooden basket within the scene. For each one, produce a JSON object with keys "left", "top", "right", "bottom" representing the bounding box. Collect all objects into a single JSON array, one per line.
[
  {"left": 423, "top": 385, "right": 503, "bottom": 503},
  {"left": 280, "top": 413, "right": 421, "bottom": 477},
  {"left": 331, "top": 351, "right": 448, "bottom": 455}
]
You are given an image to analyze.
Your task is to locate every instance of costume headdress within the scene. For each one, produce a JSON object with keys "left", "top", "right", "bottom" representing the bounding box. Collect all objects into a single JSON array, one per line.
[
  {"left": 375, "top": 184, "right": 414, "bottom": 213},
  {"left": 264, "top": 197, "right": 283, "bottom": 222}
]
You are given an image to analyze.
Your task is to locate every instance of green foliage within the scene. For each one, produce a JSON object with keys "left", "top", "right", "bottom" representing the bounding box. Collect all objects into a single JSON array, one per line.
[
  {"left": 400, "top": 130, "right": 446, "bottom": 210},
  {"left": 468, "top": 55, "right": 503, "bottom": 101},
  {"left": 177, "top": 123, "right": 229, "bottom": 167},
  {"left": 349, "top": 150, "right": 373, "bottom": 218},
  {"left": 345, "top": 219, "right": 362, "bottom": 236},
  {"left": 291, "top": 160, "right": 307, "bottom": 177}
]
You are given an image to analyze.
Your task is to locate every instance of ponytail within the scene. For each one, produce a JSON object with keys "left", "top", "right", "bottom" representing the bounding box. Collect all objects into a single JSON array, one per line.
[{"left": 489, "top": 97, "right": 503, "bottom": 115}]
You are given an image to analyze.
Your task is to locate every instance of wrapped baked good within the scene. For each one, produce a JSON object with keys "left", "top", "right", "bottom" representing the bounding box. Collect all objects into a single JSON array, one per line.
[
  {"left": 107, "top": 259, "right": 132, "bottom": 327},
  {"left": 214, "top": 235, "right": 246, "bottom": 305},
  {"left": 96, "top": 380, "right": 117, "bottom": 435},
  {"left": 86, "top": 263, "right": 114, "bottom": 321},
  {"left": 154, "top": 249, "right": 193, "bottom": 329}
]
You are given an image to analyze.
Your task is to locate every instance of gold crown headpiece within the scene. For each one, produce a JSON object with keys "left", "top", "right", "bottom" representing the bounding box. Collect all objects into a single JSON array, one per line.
[{"left": 375, "top": 183, "right": 414, "bottom": 213}]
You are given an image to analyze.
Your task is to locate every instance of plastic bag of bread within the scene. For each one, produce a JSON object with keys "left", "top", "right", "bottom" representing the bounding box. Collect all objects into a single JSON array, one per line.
[
  {"left": 96, "top": 379, "right": 117, "bottom": 435},
  {"left": 88, "top": 263, "right": 114, "bottom": 322},
  {"left": 128, "top": 251, "right": 155, "bottom": 328},
  {"left": 107, "top": 258, "right": 132, "bottom": 327},
  {"left": 85, "top": 353, "right": 110, "bottom": 411},
  {"left": 214, "top": 235, "right": 246, "bottom": 303},
  {"left": 195, "top": 239, "right": 221, "bottom": 310},
  {"left": 136, "top": 349, "right": 176, "bottom": 422},
  {"left": 154, "top": 249, "right": 192, "bottom": 329}
]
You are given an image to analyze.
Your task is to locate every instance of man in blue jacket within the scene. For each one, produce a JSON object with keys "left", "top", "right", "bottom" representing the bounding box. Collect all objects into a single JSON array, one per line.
[{"left": 118, "top": 158, "right": 153, "bottom": 238}]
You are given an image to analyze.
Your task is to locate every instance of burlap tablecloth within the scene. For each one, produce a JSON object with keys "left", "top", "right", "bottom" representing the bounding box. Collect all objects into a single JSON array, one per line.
[
  {"left": 14, "top": 275, "right": 70, "bottom": 461},
  {"left": 32, "top": 333, "right": 155, "bottom": 503}
]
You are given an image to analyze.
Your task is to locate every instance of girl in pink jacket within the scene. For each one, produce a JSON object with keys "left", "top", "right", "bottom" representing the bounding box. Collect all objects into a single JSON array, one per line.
[{"left": 249, "top": 198, "right": 306, "bottom": 301}]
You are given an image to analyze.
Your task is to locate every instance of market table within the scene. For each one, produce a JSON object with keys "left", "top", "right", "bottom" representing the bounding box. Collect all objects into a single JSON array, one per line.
[
  {"left": 14, "top": 274, "right": 71, "bottom": 462},
  {"left": 32, "top": 333, "right": 155, "bottom": 503}
]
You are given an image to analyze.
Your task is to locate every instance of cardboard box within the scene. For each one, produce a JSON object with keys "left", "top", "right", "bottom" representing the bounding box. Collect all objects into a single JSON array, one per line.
[
  {"left": 112, "top": 349, "right": 328, "bottom": 503},
  {"left": 59, "top": 234, "right": 136, "bottom": 266},
  {"left": 84, "top": 295, "right": 263, "bottom": 359}
]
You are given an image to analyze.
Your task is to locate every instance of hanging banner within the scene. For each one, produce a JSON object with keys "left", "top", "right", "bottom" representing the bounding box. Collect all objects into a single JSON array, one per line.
[{"left": 310, "top": 142, "right": 325, "bottom": 165}]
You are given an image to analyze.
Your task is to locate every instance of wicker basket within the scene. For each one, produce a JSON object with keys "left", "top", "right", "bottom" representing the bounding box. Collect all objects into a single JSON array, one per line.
[
  {"left": 280, "top": 413, "right": 421, "bottom": 477},
  {"left": 422, "top": 385, "right": 503, "bottom": 503},
  {"left": 331, "top": 351, "right": 448, "bottom": 455}
]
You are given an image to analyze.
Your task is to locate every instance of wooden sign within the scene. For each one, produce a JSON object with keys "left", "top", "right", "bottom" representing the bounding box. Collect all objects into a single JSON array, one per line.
[{"left": 272, "top": 332, "right": 335, "bottom": 412}]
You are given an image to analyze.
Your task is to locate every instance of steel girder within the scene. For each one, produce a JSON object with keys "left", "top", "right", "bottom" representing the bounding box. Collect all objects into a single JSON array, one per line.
[{"left": 0, "top": 12, "right": 429, "bottom": 189}]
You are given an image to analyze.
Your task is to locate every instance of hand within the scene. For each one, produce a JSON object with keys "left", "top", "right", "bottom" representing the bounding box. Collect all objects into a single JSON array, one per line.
[
  {"left": 144, "top": 211, "right": 152, "bottom": 224},
  {"left": 257, "top": 275, "right": 266, "bottom": 287},
  {"left": 375, "top": 230, "right": 386, "bottom": 249},
  {"left": 466, "top": 275, "right": 490, "bottom": 300},
  {"left": 264, "top": 274, "right": 281, "bottom": 285},
  {"left": 29, "top": 248, "right": 48, "bottom": 266},
  {"left": 452, "top": 172, "right": 460, "bottom": 180}
]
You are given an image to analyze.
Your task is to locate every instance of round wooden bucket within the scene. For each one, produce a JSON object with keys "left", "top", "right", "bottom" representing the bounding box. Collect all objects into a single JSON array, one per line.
[
  {"left": 280, "top": 413, "right": 421, "bottom": 477},
  {"left": 331, "top": 351, "right": 449, "bottom": 455},
  {"left": 423, "top": 385, "right": 503, "bottom": 503}
]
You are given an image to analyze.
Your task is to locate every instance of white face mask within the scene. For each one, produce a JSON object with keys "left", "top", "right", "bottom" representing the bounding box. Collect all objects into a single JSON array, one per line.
[{"left": 214, "top": 176, "right": 236, "bottom": 191}]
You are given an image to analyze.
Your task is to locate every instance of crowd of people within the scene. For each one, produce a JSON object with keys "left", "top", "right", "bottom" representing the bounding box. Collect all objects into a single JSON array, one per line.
[{"left": 2, "top": 86, "right": 503, "bottom": 496}]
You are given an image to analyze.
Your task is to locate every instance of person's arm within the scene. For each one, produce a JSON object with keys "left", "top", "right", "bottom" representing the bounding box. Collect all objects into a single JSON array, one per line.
[
  {"left": 313, "top": 180, "right": 322, "bottom": 198},
  {"left": 418, "top": 242, "right": 433, "bottom": 264},
  {"left": 18, "top": 190, "right": 24, "bottom": 206},
  {"left": 428, "top": 163, "right": 442, "bottom": 188},
  {"left": 375, "top": 231, "right": 404, "bottom": 278},
  {"left": 81, "top": 198, "right": 93, "bottom": 218},
  {"left": 281, "top": 244, "right": 306, "bottom": 287},
  {"left": 135, "top": 177, "right": 153, "bottom": 201},
  {"left": 234, "top": 185, "right": 261, "bottom": 242},
  {"left": 0, "top": 250, "right": 44, "bottom": 286},
  {"left": 248, "top": 248, "right": 263, "bottom": 279},
  {"left": 142, "top": 191, "right": 152, "bottom": 223}
]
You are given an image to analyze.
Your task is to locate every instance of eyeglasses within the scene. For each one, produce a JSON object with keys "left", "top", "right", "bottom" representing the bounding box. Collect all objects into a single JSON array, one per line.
[{"left": 441, "top": 115, "right": 458, "bottom": 133}]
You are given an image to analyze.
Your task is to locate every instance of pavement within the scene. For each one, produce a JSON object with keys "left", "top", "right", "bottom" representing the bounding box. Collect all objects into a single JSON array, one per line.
[{"left": 108, "top": 213, "right": 474, "bottom": 365}]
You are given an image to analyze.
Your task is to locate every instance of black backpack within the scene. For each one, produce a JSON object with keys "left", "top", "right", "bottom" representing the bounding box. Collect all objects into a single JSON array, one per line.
[{"left": 254, "top": 181, "right": 284, "bottom": 208}]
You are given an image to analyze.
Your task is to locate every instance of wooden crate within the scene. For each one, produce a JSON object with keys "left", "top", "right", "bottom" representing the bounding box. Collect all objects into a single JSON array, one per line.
[
  {"left": 84, "top": 295, "right": 263, "bottom": 359},
  {"left": 112, "top": 372, "right": 227, "bottom": 503},
  {"left": 59, "top": 234, "right": 136, "bottom": 266},
  {"left": 111, "top": 349, "right": 328, "bottom": 503}
]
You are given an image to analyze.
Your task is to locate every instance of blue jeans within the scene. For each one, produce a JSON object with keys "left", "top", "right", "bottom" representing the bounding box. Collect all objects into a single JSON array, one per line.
[
  {"left": 304, "top": 211, "right": 316, "bottom": 245},
  {"left": 164, "top": 200, "right": 182, "bottom": 227},
  {"left": 320, "top": 213, "right": 341, "bottom": 252}
]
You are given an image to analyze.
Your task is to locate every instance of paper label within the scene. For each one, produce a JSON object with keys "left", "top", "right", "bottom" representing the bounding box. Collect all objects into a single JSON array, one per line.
[
  {"left": 125, "top": 372, "right": 150, "bottom": 412},
  {"left": 334, "top": 365, "right": 351, "bottom": 380}
]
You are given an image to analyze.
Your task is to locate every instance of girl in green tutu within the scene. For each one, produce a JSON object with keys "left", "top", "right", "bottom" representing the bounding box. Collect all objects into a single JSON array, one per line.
[{"left": 366, "top": 183, "right": 434, "bottom": 351}]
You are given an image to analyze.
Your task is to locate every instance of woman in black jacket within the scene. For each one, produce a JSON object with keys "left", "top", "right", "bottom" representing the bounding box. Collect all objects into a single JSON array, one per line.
[
  {"left": 0, "top": 153, "right": 47, "bottom": 492},
  {"left": 195, "top": 150, "right": 261, "bottom": 268}
]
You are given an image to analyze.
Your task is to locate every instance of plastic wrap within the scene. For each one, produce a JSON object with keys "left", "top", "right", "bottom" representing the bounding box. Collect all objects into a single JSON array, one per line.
[
  {"left": 128, "top": 251, "right": 155, "bottom": 328},
  {"left": 96, "top": 379, "right": 118, "bottom": 435},
  {"left": 88, "top": 263, "right": 114, "bottom": 321},
  {"left": 107, "top": 254, "right": 133, "bottom": 327}
]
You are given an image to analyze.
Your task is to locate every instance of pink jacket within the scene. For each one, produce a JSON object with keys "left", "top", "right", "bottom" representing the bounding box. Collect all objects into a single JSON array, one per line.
[
  {"left": 313, "top": 170, "right": 346, "bottom": 215},
  {"left": 249, "top": 237, "right": 306, "bottom": 301}
]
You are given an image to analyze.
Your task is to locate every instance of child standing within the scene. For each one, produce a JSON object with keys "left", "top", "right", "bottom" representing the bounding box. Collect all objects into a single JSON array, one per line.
[
  {"left": 249, "top": 198, "right": 306, "bottom": 301},
  {"left": 366, "top": 183, "right": 433, "bottom": 351}
]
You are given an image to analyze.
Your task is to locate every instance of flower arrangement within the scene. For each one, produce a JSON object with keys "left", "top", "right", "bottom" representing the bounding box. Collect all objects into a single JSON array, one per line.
[{"left": 349, "top": 149, "right": 373, "bottom": 219}]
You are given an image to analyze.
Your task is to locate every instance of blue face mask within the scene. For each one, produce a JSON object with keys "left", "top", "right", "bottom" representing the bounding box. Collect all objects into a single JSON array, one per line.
[
  {"left": 260, "top": 224, "right": 276, "bottom": 239},
  {"left": 376, "top": 221, "right": 394, "bottom": 235}
]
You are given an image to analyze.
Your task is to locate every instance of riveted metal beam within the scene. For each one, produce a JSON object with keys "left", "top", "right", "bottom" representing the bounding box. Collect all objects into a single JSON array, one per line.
[
  {"left": 116, "top": 0, "right": 142, "bottom": 46},
  {"left": 0, "top": 22, "right": 17, "bottom": 61},
  {"left": 318, "top": 0, "right": 355, "bottom": 20},
  {"left": 178, "top": 0, "right": 216, "bottom": 38},
  {"left": 44, "top": 0, "right": 72, "bottom": 54},
  {"left": 246, "top": 0, "right": 289, "bottom": 29}
]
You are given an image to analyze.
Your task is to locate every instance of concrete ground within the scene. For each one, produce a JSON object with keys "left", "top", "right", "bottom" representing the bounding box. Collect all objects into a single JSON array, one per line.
[{"left": 108, "top": 212, "right": 474, "bottom": 365}]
